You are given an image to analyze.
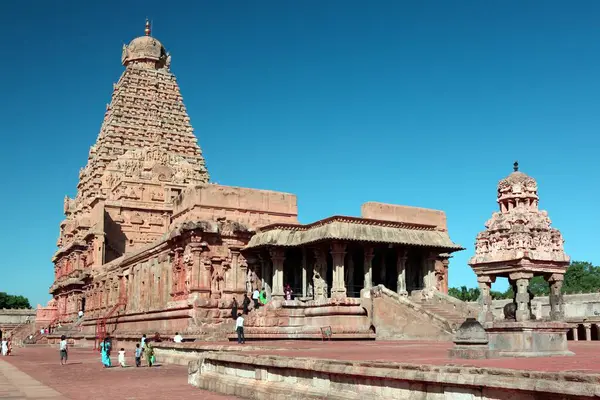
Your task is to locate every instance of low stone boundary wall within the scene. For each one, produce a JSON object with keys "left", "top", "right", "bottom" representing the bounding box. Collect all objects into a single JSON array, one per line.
[{"left": 188, "top": 353, "right": 600, "bottom": 399}]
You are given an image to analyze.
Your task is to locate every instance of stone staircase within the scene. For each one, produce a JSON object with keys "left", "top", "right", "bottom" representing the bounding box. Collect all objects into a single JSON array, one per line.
[{"left": 411, "top": 291, "right": 477, "bottom": 331}]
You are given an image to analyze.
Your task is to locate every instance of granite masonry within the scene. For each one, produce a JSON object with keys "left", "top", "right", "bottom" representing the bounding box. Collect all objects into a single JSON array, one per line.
[{"left": 40, "top": 22, "right": 468, "bottom": 346}]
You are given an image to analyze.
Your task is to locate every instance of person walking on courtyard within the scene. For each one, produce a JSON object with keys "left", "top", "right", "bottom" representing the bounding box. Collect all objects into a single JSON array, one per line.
[
  {"left": 144, "top": 339, "right": 155, "bottom": 367},
  {"left": 236, "top": 313, "right": 245, "bottom": 344},
  {"left": 100, "top": 338, "right": 111, "bottom": 368},
  {"left": 59, "top": 335, "right": 68, "bottom": 365},
  {"left": 231, "top": 297, "right": 238, "bottom": 320},
  {"left": 141, "top": 334, "right": 147, "bottom": 348},
  {"left": 135, "top": 343, "right": 142, "bottom": 367},
  {"left": 242, "top": 294, "right": 250, "bottom": 315},
  {"left": 118, "top": 348, "right": 126, "bottom": 367},
  {"left": 6, "top": 338, "right": 12, "bottom": 356},
  {"left": 1, "top": 337, "right": 8, "bottom": 356}
]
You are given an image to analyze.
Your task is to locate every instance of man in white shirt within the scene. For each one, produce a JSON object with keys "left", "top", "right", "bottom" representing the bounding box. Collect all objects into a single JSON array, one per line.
[
  {"left": 235, "top": 313, "right": 245, "bottom": 344},
  {"left": 78, "top": 310, "right": 84, "bottom": 319},
  {"left": 173, "top": 332, "right": 183, "bottom": 343},
  {"left": 252, "top": 289, "right": 260, "bottom": 309}
]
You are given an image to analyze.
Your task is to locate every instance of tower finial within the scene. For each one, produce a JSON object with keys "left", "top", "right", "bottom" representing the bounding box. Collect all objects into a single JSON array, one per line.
[
  {"left": 513, "top": 161, "right": 519, "bottom": 172},
  {"left": 145, "top": 19, "right": 151, "bottom": 36}
]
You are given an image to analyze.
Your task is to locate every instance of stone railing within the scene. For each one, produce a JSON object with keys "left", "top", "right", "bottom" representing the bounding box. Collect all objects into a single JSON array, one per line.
[
  {"left": 188, "top": 352, "right": 600, "bottom": 399},
  {"left": 431, "top": 291, "right": 478, "bottom": 317},
  {"left": 372, "top": 285, "right": 454, "bottom": 333}
]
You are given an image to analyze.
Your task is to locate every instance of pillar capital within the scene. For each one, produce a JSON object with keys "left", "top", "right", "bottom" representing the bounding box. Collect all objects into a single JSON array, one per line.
[
  {"left": 330, "top": 241, "right": 347, "bottom": 255},
  {"left": 508, "top": 272, "right": 533, "bottom": 281},
  {"left": 547, "top": 273, "right": 564, "bottom": 283},
  {"left": 269, "top": 247, "right": 286, "bottom": 261},
  {"left": 476, "top": 275, "right": 496, "bottom": 284}
]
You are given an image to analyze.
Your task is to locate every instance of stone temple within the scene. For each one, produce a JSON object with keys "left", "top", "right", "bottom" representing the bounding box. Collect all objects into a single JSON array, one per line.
[{"left": 40, "top": 22, "right": 471, "bottom": 345}]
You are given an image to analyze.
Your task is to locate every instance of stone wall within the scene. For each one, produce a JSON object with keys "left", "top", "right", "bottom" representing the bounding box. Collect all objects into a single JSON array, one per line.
[
  {"left": 188, "top": 352, "right": 598, "bottom": 399},
  {"left": 361, "top": 202, "right": 448, "bottom": 231},
  {"left": 0, "top": 309, "right": 36, "bottom": 326},
  {"left": 470, "top": 293, "right": 600, "bottom": 321},
  {"left": 172, "top": 184, "right": 298, "bottom": 229}
]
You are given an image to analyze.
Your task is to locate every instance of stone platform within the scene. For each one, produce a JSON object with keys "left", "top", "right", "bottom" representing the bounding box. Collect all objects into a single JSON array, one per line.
[
  {"left": 485, "top": 320, "right": 574, "bottom": 357},
  {"left": 153, "top": 340, "right": 600, "bottom": 399},
  {"left": 185, "top": 340, "right": 600, "bottom": 399}
]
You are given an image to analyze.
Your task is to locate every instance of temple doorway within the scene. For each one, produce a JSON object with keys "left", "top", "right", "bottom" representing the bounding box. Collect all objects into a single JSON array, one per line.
[{"left": 81, "top": 297, "right": 86, "bottom": 313}]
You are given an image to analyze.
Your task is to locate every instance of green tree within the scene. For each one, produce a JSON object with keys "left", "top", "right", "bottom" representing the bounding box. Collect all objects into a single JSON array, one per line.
[
  {"left": 563, "top": 261, "right": 600, "bottom": 294},
  {"left": 0, "top": 292, "right": 31, "bottom": 309},
  {"left": 448, "top": 286, "right": 480, "bottom": 301}
]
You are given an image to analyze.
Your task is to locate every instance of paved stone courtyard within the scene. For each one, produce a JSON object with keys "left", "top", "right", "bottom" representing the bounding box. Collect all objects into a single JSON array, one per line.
[
  {"left": 0, "top": 347, "right": 237, "bottom": 399},
  {"left": 1, "top": 341, "right": 599, "bottom": 399}
]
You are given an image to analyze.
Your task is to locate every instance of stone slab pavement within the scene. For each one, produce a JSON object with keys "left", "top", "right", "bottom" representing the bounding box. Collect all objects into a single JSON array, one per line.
[
  {"left": 191, "top": 339, "right": 600, "bottom": 373},
  {"left": 0, "top": 347, "right": 238, "bottom": 399}
]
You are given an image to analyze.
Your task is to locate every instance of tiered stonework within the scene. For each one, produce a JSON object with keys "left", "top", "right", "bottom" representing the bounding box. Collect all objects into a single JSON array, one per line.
[
  {"left": 457, "top": 162, "right": 573, "bottom": 358},
  {"left": 42, "top": 22, "right": 466, "bottom": 344},
  {"left": 469, "top": 162, "right": 570, "bottom": 322}
]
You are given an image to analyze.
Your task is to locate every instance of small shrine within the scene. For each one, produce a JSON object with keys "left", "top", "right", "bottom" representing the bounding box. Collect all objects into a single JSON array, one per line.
[{"left": 451, "top": 162, "right": 573, "bottom": 358}]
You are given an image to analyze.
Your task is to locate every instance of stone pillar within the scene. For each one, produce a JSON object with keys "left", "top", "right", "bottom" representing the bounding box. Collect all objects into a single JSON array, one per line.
[
  {"left": 572, "top": 327, "right": 579, "bottom": 341},
  {"left": 301, "top": 247, "right": 307, "bottom": 298},
  {"left": 510, "top": 272, "right": 533, "bottom": 322},
  {"left": 330, "top": 242, "right": 347, "bottom": 299},
  {"left": 269, "top": 248, "right": 285, "bottom": 299},
  {"left": 442, "top": 258, "right": 450, "bottom": 294},
  {"left": 477, "top": 275, "right": 495, "bottom": 323},
  {"left": 312, "top": 248, "right": 328, "bottom": 300},
  {"left": 547, "top": 273, "right": 565, "bottom": 321},
  {"left": 396, "top": 249, "right": 408, "bottom": 296},
  {"left": 363, "top": 246, "right": 374, "bottom": 295},
  {"left": 584, "top": 324, "right": 592, "bottom": 341},
  {"left": 422, "top": 253, "right": 437, "bottom": 297}
]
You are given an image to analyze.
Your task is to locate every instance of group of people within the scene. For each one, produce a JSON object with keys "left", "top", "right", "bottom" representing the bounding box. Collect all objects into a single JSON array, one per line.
[
  {"left": 99, "top": 334, "right": 155, "bottom": 368},
  {"left": 1, "top": 336, "right": 12, "bottom": 356}
]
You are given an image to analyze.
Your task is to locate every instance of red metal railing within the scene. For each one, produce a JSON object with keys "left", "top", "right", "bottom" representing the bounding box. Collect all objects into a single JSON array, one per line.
[{"left": 94, "top": 295, "right": 127, "bottom": 350}]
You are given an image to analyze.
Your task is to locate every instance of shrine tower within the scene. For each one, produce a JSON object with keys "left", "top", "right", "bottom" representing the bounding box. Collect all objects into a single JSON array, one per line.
[
  {"left": 53, "top": 21, "right": 210, "bottom": 290},
  {"left": 469, "top": 162, "right": 570, "bottom": 322}
]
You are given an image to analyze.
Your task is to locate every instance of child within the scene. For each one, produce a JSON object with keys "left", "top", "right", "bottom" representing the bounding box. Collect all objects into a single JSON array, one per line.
[
  {"left": 118, "top": 348, "right": 126, "bottom": 367},
  {"left": 59, "top": 335, "right": 68, "bottom": 365},
  {"left": 135, "top": 343, "right": 142, "bottom": 367}
]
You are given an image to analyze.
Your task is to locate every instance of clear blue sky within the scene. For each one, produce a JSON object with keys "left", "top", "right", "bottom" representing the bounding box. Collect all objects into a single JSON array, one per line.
[{"left": 1, "top": 1, "right": 599, "bottom": 307}]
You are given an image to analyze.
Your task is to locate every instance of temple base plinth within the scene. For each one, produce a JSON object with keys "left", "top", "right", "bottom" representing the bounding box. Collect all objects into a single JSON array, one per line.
[{"left": 484, "top": 321, "right": 574, "bottom": 358}]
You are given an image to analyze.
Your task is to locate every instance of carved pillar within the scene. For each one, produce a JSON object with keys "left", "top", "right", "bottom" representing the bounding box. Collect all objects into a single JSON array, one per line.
[
  {"left": 477, "top": 275, "right": 496, "bottom": 323},
  {"left": 442, "top": 258, "right": 450, "bottom": 294},
  {"left": 301, "top": 247, "right": 307, "bottom": 298},
  {"left": 269, "top": 248, "right": 285, "bottom": 299},
  {"left": 363, "top": 246, "right": 374, "bottom": 295},
  {"left": 510, "top": 272, "right": 533, "bottom": 322},
  {"left": 572, "top": 327, "right": 579, "bottom": 341},
  {"left": 547, "top": 273, "right": 565, "bottom": 321},
  {"left": 258, "top": 254, "right": 271, "bottom": 297},
  {"left": 312, "top": 248, "right": 328, "bottom": 300},
  {"left": 396, "top": 249, "right": 408, "bottom": 296},
  {"left": 330, "top": 242, "right": 347, "bottom": 299},
  {"left": 583, "top": 324, "right": 592, "bottom": 341},
  {"left": 422, "top": 253, "right": 437, "bottom": 296}
]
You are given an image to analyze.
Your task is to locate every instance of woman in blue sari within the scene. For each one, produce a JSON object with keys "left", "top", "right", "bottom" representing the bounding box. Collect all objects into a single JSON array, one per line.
[{"left": 100, "top": 338, "right": 111, "bottom": 368}]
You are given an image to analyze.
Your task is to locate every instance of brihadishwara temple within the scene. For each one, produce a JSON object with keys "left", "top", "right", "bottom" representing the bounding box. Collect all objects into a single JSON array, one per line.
[{"left": 13, "top": 22, "right": 597, "bottom": 349}]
